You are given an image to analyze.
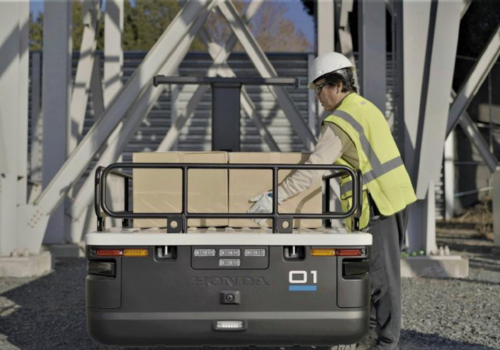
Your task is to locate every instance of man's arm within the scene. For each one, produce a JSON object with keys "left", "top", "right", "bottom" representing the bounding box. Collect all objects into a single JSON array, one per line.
[{"left": 278, "top": 125, "right": 345, "bottom": 202}]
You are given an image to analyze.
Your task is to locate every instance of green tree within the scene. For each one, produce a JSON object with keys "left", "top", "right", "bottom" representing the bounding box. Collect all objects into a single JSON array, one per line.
[
  {"left": 29, "top": 13, "right": 44, "bottom": 50},
  {"left": 29, "top": 0, "right": 312, "bottom": 53},
  {"left": 123, "top": 0, "right": 205, "bottom": 51}
]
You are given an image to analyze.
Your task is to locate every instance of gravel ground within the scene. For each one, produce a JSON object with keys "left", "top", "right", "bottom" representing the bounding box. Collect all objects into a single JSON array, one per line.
[{"left": 0, "top": 230, "right": 499, "bottom": 350}]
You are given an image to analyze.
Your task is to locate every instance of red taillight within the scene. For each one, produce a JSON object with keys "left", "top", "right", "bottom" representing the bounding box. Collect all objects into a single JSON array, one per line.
[
  {"left": 95, "top": 249, "right": 123, "bottom": 257},
  {"left": 336, "top": 249, "right": 363, "bottom": 256},
  {"left": 93, "top": 248, "right": 149, "bottom": 257}
]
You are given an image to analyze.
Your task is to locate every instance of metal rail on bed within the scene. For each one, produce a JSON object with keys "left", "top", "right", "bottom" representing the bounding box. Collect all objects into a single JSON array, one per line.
[{"left": 94, "top": 163, "right": 362, "bottom": 233}]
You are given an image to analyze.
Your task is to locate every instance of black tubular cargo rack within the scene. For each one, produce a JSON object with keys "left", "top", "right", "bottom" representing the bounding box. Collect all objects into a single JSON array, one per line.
[{"left": 94, "top": 163, "right": 363, "bottom": 234}]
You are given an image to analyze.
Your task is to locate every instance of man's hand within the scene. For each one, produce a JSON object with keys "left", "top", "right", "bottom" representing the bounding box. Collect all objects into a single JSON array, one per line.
[{"left": 248, "top": 192, "right": 281, "bottom": 226}]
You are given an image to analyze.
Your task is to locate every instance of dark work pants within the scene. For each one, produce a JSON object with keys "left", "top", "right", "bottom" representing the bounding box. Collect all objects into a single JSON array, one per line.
[{"left": 367, "top": 209, "right": 407, "bottom": 349}]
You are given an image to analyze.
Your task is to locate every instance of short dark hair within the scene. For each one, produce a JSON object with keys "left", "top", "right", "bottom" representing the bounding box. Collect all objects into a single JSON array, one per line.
[{"left": 320, "top": 68, "right": 357, "bottom": 93}]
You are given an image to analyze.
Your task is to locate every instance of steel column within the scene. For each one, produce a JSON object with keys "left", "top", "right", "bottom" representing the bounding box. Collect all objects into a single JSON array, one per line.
[
  {"left": 42, "top": 0, "right": 73, "bottom": 244},
  {"left": 444, "top": 132, "right": 455, "bottom": 220},
  {"left": 29, "top": 52, "right": 43, "bottom": 203},
  {"left": 308, "top": 54, "right": 318, "bottom": 136},
  {"left": 104, "top": 0, "right": 124, "bottom": 107},
  {"left": 317, "top": 0, "right": 335, "bottom": 54},
  {"left": 358, "top": 0, "right": 386, "bottom": 113},
  {"left": 0, "top": 1, "right": 30, "bottom": 255},
  {"left": 415, "top": 0, "right": 461, "bottom": 198},
  {"left": 493, "top": 170, "right": 500, "bottom": 247},
  {"left": 17, "top": 1, "right": 29, "bottom": 207},
  {"left": 425, "top": 181, "right": 437, "bottom": 254},
  {"left": 338, "top": 0, "right": 358, "bottom": 86},
  {"left": 218, "top": 0, "right": 316, "bottom": 150},
  {"left": 396, "top": 0, "right": 431, "bottom": 253},
  {"left": 69, "top": 0, "right": 101, "bottom": 153},
  {"left": 90, "top": 54, "right": 105, "bottom": 118},
  {"left": 446, "top": 23, "right": 500, "bottom": 137},
  {"left": 399, "top": 0, "right": 431, "bottom": 182}
]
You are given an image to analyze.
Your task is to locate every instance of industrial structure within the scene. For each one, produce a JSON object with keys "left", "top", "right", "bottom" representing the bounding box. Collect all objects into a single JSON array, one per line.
[{"left": 0, "top": 0, "right": 499, "bottom": 277}]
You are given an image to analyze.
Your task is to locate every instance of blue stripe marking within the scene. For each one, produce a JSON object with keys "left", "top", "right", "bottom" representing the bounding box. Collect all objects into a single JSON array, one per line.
[{"left": 288, "top": 285, "right": 317, "bottom": 292}]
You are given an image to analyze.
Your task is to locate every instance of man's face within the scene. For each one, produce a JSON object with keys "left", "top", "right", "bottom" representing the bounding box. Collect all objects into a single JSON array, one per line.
[{"left": 314, "top": 78, "right": 345, "bottom": 111}]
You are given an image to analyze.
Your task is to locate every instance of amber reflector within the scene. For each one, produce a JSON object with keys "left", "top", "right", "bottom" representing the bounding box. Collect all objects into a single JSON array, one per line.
[
  {"left": 311, "top": 249, "right": 335, "bottom": 256},
  {"left": 123, "top": 249, "right": 149, "bottom": 257}
]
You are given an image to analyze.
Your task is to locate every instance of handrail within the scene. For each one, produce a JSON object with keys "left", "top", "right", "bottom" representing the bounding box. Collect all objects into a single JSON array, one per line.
[
  {"left": 94, "top": 166, "right": 133, "bottom": 231},
  {"left": 96, "top": 163, "right": 362, "bottom": 233}
]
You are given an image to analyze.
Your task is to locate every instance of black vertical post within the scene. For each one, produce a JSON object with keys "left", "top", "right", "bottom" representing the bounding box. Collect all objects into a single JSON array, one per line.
[{"left": 211, "top": 83, "right": 241, "bottom": 152}]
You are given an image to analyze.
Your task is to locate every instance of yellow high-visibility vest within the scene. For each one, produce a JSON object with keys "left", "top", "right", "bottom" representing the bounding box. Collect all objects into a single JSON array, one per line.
[{"left": 323, "top": 93, "right": 417, "bottom": 230}]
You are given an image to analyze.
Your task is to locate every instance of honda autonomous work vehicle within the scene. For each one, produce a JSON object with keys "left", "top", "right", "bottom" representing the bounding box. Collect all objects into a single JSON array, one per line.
[{"left": 86, "top": 162, "right": 372, "bottom": 347}]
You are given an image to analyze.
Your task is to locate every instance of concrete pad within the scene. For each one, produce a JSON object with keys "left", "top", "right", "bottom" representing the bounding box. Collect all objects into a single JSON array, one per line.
[
  {"left": 44, "top": 243, "right": 83, "bottom": 258},
  {"left": 401, "top": 255, "right": 469, "bottom": 278},
  {"left": 0, "top": 251, "right": 52, "bottom": 278}
]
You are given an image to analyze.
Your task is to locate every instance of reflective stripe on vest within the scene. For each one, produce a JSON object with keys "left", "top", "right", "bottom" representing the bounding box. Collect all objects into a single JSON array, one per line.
[{"left": 333, "top": 110, "right": 405, "bottom": 197}]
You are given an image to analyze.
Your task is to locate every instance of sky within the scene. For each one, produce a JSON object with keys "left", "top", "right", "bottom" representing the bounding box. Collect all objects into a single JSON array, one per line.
[{"left": 29, "top": 0, "right": 315, "bottom": 47}]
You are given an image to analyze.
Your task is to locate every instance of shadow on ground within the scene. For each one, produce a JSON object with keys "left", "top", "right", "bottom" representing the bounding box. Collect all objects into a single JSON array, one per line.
[{"left": 400, "top": 329, "right": 498, "bottom": 350}]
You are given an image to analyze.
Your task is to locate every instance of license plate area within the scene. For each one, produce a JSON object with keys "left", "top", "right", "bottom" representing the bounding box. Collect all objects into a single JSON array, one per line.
[{"left": 191, "top": 246, "right": 269, "bottom": 270}]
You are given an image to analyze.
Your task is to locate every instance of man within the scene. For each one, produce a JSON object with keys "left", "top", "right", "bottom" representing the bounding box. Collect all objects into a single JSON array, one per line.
[{"left": 248, "top": 52, "right": 417, "bottom": 350}]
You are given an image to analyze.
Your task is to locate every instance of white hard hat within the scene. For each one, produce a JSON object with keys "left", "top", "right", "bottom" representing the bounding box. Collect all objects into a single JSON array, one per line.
[{"left": 308, "top": 52, "right": 353, "bottom": 89}]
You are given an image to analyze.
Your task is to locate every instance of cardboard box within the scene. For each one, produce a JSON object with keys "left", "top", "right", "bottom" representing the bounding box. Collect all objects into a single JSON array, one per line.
[
  {"left": 133, "top": 152, "right": 228, "bottom": 228},
  {"left": 228, "top": 152, "right": 323, "bottom": 228}
]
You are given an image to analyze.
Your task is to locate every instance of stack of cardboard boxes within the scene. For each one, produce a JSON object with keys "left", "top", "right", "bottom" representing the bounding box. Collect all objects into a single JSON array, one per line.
[{"left": 133, "top": 152, "right": 323, "bottom": 229}]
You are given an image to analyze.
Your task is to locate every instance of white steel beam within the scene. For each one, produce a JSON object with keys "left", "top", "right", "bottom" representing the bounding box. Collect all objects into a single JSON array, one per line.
[
  {"left": 444, "top": 132, "right": 455, "bottom": 220},
  {"left": 90, "top": 54, "right": 105, "bottom": 118},
  {"left": 400, "top": 0, "right": 431, "bottom": 182},
  {"left": 28, "top": 52, "right": 43, "bottom": 203},
  {"left": 337, "top": 0, "right": 358, "bottom": 96},
  {"left": 17, "top": 0, "right": 215, "bottom": 253},
  {"left": 458, "top": 115, "right": 498, "bottom": 171},
  {"left": 218, "top": 0, "right": 316, "bottom": 150},
  {"left": 69, "top": 0, "right": 102, "bottom": 153},
  {"left": 307, "top": 54, "right": 318, "bottom": 136},
  {"left": 414, "top": 0, "right": 461, "bottom": 198},
  {"left": 0, "top": 1, "right": 30, "bottom": 256},
  {"left": 68, "top": 4, "right": 214, "bottom": 242},
  {"left": 447, "top": 23, "right": 500, "bottom": 137},
  {"left": 104, "top": 0, "right": 124, "bottom": 107},
  {"left": 358, "top": 0, "right": 386, "bottom": 112},
  {"left": 0, "top": 116, "right": 7, "bottom": 174},
  {"left": 493, "top": 170, "right": 500, "bottom": 247},
  {"left": 42, "top": 0, "right": 73, "bottom": 244},
  {"left": 461, "top": 0, "right": 474, "bottom": 18},
  {"left": 17, "top": 0, "right": 29, "bottom": 207},
  {"left": 396, "top": 0, "right": 431, "bottom": 253},
  {"left": 425, "top": 181, "right": 437, "bottom": 254},
  {"left": 69, "top": 0, "right": 115, "bottom": 240},
  {"left": 411, "top": 1, "right": 461, "bottom": 252},
  {"left": 452, "top": 85, "right": 498, "bottom": 172},
  {"left": 317, "top": 0, "right": 335, "bottom": 54}
]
